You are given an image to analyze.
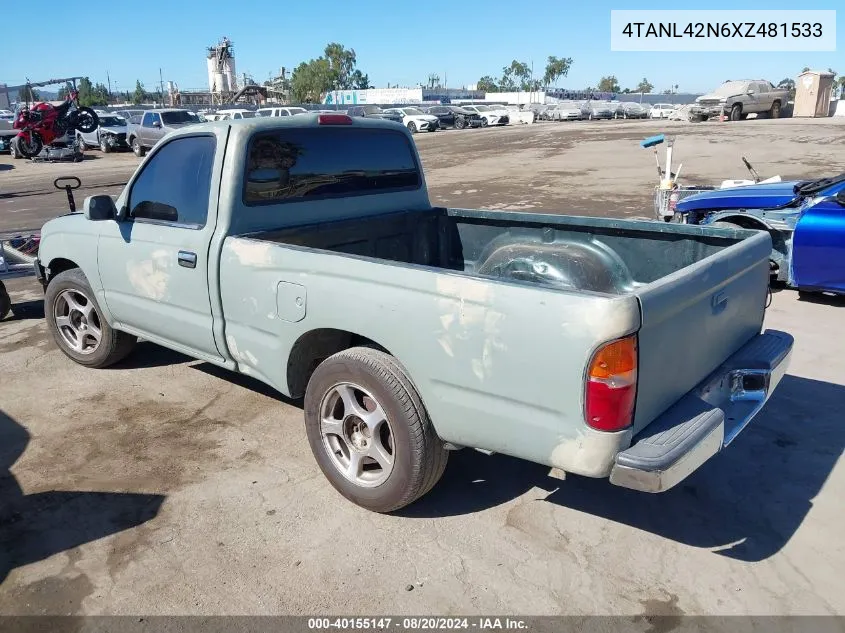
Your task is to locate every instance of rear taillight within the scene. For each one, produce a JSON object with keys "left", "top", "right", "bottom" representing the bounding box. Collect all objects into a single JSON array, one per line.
[
  {"left": 318, "top": 114, "right": 353, "bottom": 125},
  {"left": 585, "top": 335, "right": 638, "bottom": 432}
]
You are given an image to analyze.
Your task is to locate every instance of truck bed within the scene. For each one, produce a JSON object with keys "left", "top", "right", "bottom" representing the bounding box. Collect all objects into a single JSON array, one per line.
[
  {"left": 253, "top": 207, "right": 745, "bottom": 295},
  {"left": 244, "top": 207, "right": 772, "bottom": 436}
]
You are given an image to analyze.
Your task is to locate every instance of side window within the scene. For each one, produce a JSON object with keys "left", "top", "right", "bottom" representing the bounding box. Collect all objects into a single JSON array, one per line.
[
  {"left": 129, "top": 136, "right": 216, "bottom": 228},
  {"left": 756, "top": 82, "right": 768, "bottom": 93},
  {"left": 233, "top": 112, "right": 242, "bottom": 119},
  {"left": 279, "top": 110, "right": 289, "bottom": 116},
  {"left": 151, "top": 113, "right": 161, "bottom": 126},
  {"left": 141, "top": 112, "right": 153, "bottom": 126}
]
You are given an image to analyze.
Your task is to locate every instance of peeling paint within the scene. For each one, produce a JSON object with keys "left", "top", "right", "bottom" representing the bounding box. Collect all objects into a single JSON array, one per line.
[
  {"left": 229, "top": 239, "right": 275, "bottom": 268},
  {"left": 126, "top": 249, "right": 171, "bottom": 301}
]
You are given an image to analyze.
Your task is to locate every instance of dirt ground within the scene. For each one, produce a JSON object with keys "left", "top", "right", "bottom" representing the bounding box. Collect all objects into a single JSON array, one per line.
[{"left": 1, "top": 117, "right": 844, "bottom": 616}]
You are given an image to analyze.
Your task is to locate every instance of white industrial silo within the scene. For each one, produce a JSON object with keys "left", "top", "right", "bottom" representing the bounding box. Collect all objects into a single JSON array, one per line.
[{"left": 206, "top": 37, "right": 236, "bottom": 94}]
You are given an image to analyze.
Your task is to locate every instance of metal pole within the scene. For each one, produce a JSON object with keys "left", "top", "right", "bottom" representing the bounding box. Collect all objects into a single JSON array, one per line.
[
  {"left": 107, "top": 71, "right": 112, "bottom": 101},
  {"left": 159, "top": 68, "right": 164, "bottom": 101}
]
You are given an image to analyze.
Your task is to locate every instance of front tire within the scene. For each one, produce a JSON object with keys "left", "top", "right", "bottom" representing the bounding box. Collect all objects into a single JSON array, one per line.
[
  {"left": 45, "top": 269, "right": 136, "bottom": 368},
  {"left": 131, "top": 137, "right": 145, "bottom": 157},
  {"left": 0, "top": 282, "right": 11, "bottom": 321},
  {"left": 481, "top": 117, "right": 489, "bottom": 127},
  {"left": 730, "top": 104, "right": 743, "bottom": 121},
  {"left": 77, "top": 135, "right": 88, "bottom": 152},
  {"left": 770, "top": 101, "right": 781, "bottom": 119},
  {"left": 455, "top": 117, "right": 466, "bottom": 130},
  {"left": 304, "top": 347, "right": 448, "bottom": 513},
  {"left": 407, "top": 121, "right": 417, "bottom": 134},
  {"left": 100, "top": 138, "right": 111, "bottom": 153}
]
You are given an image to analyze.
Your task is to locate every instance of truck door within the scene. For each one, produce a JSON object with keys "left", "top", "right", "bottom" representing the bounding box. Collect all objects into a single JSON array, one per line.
[
  {"left": 97, "top": 133, "right": 224, "bottom": 361},
  {"left": 791, "top": 197, "right": 845, "bottom": 293}
]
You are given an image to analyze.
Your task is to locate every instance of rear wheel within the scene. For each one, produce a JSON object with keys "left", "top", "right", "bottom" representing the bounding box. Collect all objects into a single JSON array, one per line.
[
  {"left": 769, "top": 101, "right": 781, "bottom": 119},
  {"left": 304, "top": 347, "right": 448, "bottom": 513},
  {"left": 74, "top": 107, "right": 99, "bottom": 133}
]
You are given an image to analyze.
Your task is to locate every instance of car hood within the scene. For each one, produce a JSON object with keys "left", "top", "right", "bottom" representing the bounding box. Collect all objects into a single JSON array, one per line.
[
  {"left": 676, "top": 181, "right": 804, "bottom": 211},
  {"left": 100, "top": 125, "right": 127, "bottom": 134},
  {"left": 406, "top": 114, "right": 438, "bottom": 122},
  {"left": 697, "top": 92, "right": 736, "bottom": 103}
]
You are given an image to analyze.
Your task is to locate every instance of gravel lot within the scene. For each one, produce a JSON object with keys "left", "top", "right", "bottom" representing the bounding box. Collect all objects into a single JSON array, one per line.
[{"left": 1, "top": 117, "right": 844, "bottom": 616}]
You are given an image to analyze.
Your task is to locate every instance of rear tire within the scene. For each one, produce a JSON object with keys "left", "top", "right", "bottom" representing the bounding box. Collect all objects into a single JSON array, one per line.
[
  {"left": 769, "top": 101, "right": 781, "bottom": 119},
  {"left": 45, "top": 269, "right": 136, "bottom": 368},
  {"left": 304, "top": 347, "right": 448, "bottom": 513}
]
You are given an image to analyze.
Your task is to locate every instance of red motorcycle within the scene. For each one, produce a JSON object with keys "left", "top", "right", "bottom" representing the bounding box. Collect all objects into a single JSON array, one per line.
[{"left": 12, "top": 88, "right": 99, "bottom": 158}]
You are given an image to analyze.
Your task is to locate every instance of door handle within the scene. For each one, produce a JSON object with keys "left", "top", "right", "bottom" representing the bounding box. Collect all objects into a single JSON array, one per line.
[{"left": 178, "top": 251, "right": 197, "bottom": 269}]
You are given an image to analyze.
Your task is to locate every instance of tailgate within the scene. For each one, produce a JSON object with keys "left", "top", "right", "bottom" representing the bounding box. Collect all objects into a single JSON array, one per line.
[{"left": 632, "top": 230, "right": 771, "bottom": 434}]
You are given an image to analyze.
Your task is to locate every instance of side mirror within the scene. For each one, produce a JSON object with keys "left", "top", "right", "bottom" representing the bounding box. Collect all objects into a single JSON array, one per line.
[
  {"left": 152, "top": 121, "right": 162, "bottom": 128},
  {"left": 84, "top": 194, "right": 117, "bottom": 221},
  {"left": 836, "top": 191, "right": 845, "bottom": 207}
]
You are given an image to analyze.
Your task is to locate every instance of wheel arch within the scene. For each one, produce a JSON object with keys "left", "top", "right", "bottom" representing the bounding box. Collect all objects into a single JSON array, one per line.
[
  {"left": 286, "top": 327, "right": 399, "bottom": 400},
  {"left": 45, "top": 257, "right": 81, "bottom": 284}
]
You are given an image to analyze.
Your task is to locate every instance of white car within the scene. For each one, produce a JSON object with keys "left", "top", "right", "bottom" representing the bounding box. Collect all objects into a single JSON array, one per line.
[
  {"left": 385, "top": 107, "right": 439, "bottom": 133},
  {"left": 649, "top": 103, "right": 676, "bottom": 119},
  {"left": 213, "top": 108, "right": 257, "bottom": 120},
  {"left": 0, "top": 109, "right": 15, "bottom": 122},
  {"left": 460, "top": 105, "right": 509, "bottom": 126},
  {"left": 504, "top": 105, "right": 535, "bottom": 124},
  {"left": 547, "top": 101, "right": 583, "bottom": 121},
  {"left": 256, "top": 106, "right": 309, "bottom": 118}
]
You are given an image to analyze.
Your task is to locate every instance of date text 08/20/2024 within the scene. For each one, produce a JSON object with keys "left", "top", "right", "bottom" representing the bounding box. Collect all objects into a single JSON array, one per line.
[
  {"left": 621, "top": 22, "right": 823, "bottom": 39},
  {"left": 307, "top": 618, "right": 528, "bottom": 630}
]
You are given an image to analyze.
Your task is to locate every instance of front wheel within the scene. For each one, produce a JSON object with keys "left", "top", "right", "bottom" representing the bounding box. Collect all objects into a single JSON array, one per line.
[
  {"left": 481, "top": 118, "right": 489, "bottom": 127},
  {"left": 100, "top": 138, "right": 111, "bottom": 153},
  {"left": 45, "top": 269, "right": 136, "bottom": 368},
  {"left": 131, "top": 137, "right": 145, "bottom": 157},
  {"left": 304, "top": 347, "right": 448, "bottom": 513},
  {"left": 77, "top": 135, "right": 88, "bottom": 152},
  {"left": 730, "top": 104, "right": 742, "bottom": 121},
  {"left": 0, "top": 281, "right": 11, "bottom": 321},
  {"left": 455, "top": 117, "right": 466, "bottom": 130},
  {"left": 407, "top": 121, "right": 417, "bottom": 134},
  {"left": 770, "top": 101, "right": 781, "bottom": 119},
  {"left": 15, "top": 134, "right": 42, "bottom": 158}
]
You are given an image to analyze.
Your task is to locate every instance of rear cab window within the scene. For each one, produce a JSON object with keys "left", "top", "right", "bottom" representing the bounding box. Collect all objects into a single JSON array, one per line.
[{"left": 243, "top": 127, "right": 421, "bottom": 205}]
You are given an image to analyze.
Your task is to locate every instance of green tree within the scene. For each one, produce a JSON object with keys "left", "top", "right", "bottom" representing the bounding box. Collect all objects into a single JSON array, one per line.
[
  {"left": 598, "top": 75, "right": 620, "bottom": 93},
  {"left": 802, "top": 66, "right": 811, "bottom": 73},
  {"left": 503, "top": 60, "right": 532, "bottom": 91},
  {"left": 542, "top": 56, "right": 573, "bottom": 89},
  {"left": 291, "top": 58, "right": 333, "bottom": 103},
  {"left": 778, "top": 78, "right": 796, "bottom": 100},
  {"left": 635, "top": 78, "right": 654, "bottom": 94},
  {"left": 476, "top": 76, "right": 499, "bottom": 92},
  {"left": 132, "top": 80, "right": 146, "bottom": 105},
  {"left": 324, "top": 42, "right": 359, "bottom": 90},
  {"left": 350, "top": 69, "right": 370, "bottom": 90},
  {"left": 838, "top": 77, "right": 845, "bottom": 99}
]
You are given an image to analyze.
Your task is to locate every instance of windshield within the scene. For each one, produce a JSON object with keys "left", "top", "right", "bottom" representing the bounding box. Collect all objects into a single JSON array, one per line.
[
  {"left": 288, "top": 108, "right": 307, "bottom": 114},
  {"left": 403, "top": 108, "right": 424, "bottom": 115},
  {"left": 240, "top": 111, "right": 256, "bottom": 118},
  {"left": 473, "top": 105, "right": 492, "bottom": 112},
  {"left": 713, "top": 81, "right": 749, "bottom": 96},
  {"left": 256, "top": 110, "right": 274, "bottom": 117},
  {"left": 99, "top": 116, "right": 126, "bottom": 127},
  {"left": 161, "top": 111, "right": 199, "bottom": 124}
]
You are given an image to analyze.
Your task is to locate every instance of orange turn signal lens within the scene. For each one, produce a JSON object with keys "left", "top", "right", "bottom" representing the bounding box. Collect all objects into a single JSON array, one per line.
[{"left": 588, "top": 335, "right": 637, "bottom": 380}]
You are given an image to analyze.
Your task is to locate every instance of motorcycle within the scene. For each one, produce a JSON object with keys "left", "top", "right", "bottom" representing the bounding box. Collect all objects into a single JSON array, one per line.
[{"left": 12, "top": 86, "right": 99, "bottom": 158}]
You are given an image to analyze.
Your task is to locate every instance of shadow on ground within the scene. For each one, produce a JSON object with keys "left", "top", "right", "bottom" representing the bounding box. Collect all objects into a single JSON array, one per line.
[
  {"left": 399, "top": 374, "right": 843, "bottom": 562},
  {"left": 5, "top": 300, "right": 44, "bottom": 321},
  {"left": 797, "top": 292, "right": 845, "bottom": 307},
  {"left": 0, "top": 409, "right": 164, "bottom": 584}
]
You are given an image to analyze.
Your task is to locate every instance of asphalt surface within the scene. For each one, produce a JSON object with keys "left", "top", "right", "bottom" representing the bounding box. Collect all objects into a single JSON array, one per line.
[{"left": 1, "top": 116, "right": 844, "bottom": 616}]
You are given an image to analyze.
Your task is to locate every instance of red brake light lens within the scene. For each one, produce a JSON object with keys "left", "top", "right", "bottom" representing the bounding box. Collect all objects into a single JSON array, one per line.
[
  {"left": 585, "top": 335, "right": 638, "bottom": 432},
  {"left": 318, "top": 114, "right": 353, "bottom": 125}
]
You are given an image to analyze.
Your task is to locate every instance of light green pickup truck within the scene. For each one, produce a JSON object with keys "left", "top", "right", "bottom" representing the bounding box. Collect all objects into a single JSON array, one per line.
[{"left": 34, "top": 113, "right": 793, "bottom": 512}]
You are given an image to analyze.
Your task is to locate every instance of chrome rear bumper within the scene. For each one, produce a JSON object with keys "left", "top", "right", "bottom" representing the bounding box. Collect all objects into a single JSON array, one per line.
[{"left": 610, "top": 329, "right": 793, "bottom": 493}]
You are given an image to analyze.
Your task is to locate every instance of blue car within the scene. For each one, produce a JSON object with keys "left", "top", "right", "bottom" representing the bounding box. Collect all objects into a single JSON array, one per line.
[{"left": 676, "top": 174, "right": 845, "bottom": 297}]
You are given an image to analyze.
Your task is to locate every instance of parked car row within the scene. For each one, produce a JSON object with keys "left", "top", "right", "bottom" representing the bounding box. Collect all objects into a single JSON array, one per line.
[{"left": 530, "top": 100, "right": 666, "bottom": 121}]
